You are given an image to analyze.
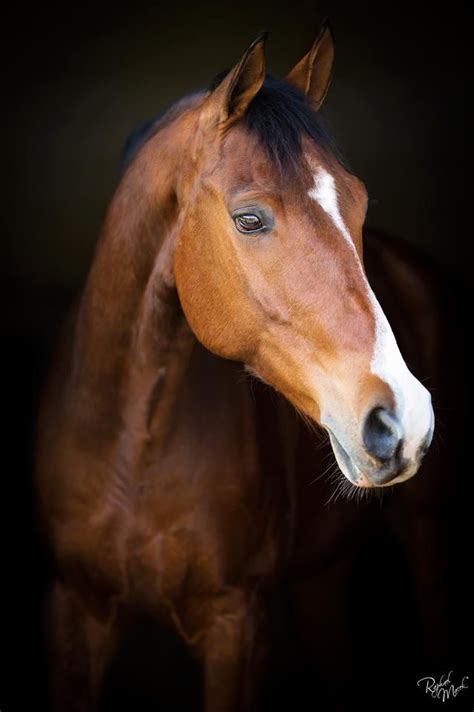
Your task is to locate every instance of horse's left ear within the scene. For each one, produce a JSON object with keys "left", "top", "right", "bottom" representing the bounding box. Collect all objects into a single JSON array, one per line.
[
  {"left": 200, "top": 32, "right": 267, "bottom": 133},
  {"left": 286, "top": 21, "right": 335, "bottom": 110}
]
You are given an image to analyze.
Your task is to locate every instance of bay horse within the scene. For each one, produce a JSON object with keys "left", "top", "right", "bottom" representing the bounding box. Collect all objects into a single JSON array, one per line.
[{"left": 36, "top": 24, "right": 436, "bottom": 711}]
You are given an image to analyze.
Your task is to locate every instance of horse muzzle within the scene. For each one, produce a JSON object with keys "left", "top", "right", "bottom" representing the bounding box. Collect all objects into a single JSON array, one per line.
[{"left": 325, "top": 402, "right": 435, "bottom": 488}]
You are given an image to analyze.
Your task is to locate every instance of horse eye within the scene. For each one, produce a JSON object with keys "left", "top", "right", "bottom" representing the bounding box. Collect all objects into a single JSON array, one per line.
[{"left": 234, "top": 214, "right": 264, "bottom": 233}]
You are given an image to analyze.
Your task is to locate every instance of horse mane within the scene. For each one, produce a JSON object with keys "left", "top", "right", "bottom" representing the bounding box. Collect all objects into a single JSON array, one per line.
[
  {"left": 211, "top": 72, "right": 346, "bottom": 173},
  {"left": 120, "top": 74, "right": 348, "bottom": 176}
]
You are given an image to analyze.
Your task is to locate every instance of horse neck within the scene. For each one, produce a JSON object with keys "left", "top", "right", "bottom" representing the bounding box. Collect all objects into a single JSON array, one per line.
[{"left": 69, "top": 111, "right": 197, "bottom": 440}]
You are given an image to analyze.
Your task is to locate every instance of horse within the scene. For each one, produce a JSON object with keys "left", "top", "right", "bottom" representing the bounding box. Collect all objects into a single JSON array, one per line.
[{"left": 35, "top": 24, "right": 439, "bottom": 711}]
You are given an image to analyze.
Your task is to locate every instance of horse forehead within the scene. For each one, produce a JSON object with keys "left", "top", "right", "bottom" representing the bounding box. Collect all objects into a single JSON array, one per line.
[
  {"left": 217, "top": 134, "right": 277, "bottom": 185},
  {"left": 206, "top": 129, "right": 363, "bottom": 219}
]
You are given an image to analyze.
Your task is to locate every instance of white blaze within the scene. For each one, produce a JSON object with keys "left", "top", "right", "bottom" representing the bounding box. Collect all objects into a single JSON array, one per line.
[
  {"left": 309, "top": 168, "right": 353, "bottom": 242},
  {"left": 308, "top": 168, "right": 433, "bottom": 461}
]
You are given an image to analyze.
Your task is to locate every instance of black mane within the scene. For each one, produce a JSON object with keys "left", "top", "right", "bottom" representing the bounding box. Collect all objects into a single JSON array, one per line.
[
  {"left": 120, "top": 73, "right": 346, "bottom": 175},
  {"left": 210, "top": 71, "right": 346, "bottom": 173}
]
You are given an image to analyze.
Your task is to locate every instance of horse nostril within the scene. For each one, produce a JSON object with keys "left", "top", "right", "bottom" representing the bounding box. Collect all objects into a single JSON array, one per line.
[{"left": 363, "top": 407, "right": 402, "bottom": 462}]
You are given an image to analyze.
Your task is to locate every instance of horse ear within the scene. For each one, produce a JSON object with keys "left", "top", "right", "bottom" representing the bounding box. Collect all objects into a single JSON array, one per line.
[
  {"left": 286, "top": 21, "right": 335, "bottom": 110},
  {"left": 200, "top": 32, "right": 267, "bottom": 132}
]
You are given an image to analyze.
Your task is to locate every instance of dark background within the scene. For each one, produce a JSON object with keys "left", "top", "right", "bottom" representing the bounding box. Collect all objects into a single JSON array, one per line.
[{"left": 2, "top": 1, "right": 472, "bottom": 711}]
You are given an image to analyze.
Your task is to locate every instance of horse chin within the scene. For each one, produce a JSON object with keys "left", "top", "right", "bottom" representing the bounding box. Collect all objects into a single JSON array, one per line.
[{"left": 327, "top": 430, "right": 369, "bottom": 487}]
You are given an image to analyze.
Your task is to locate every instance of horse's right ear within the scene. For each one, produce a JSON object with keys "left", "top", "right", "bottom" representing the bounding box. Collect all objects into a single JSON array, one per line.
[
  {"left": 199, "top": 33, "right": 267, "bottom": 136},
  {"left": 286, "top": 21, "right": 335, "bottom": 110}
]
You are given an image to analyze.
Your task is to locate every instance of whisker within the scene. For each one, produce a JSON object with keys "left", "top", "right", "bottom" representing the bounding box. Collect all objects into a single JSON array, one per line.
[
  {"left": 293, "top": 404, "right": 326, "bottom": 441},
  {"left": 433, "top": 424, "right": 446, "bottom": 449},
  {"left": 309, "top": 456, "right": 339, "bottom": 484}
]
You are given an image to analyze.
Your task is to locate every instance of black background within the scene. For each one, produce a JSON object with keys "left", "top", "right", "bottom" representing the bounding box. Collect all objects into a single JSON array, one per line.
[{"left": 2, "top": 1, "right": 472, "bottom": 710}]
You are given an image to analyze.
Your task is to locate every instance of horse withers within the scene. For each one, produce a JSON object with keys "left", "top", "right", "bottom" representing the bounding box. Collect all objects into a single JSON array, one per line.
[{"left": 36, "top": 24, "right": 434, "bottom": 711}]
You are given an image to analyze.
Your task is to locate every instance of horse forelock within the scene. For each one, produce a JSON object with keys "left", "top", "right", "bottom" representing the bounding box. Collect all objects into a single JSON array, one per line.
[{"left": 120, "top": 74, "right": 347, "bottom": 181}]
